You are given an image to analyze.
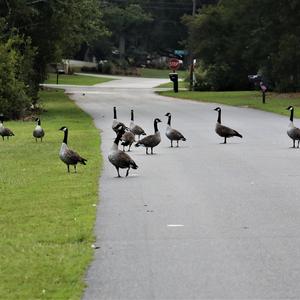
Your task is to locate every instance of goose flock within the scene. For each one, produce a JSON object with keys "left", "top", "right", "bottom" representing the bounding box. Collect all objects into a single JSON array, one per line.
[{"left": 1, "top": 104, "right": 300, "bottom": 175}]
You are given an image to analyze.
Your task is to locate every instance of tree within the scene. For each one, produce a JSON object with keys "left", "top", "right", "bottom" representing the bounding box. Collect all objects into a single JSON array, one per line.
[{"left": 184, "top": 0, "right": 300, "bottom": 92}]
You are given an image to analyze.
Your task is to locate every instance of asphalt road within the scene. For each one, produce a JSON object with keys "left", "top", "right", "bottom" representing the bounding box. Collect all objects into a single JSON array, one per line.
[{"left": 61, "top": 76, "right": 300, "bottom": 299}]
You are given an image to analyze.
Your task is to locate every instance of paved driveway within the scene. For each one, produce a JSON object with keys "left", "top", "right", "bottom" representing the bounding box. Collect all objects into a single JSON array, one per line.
[{"left": 59, "top": 76, "right": 300, "bottom": 299}]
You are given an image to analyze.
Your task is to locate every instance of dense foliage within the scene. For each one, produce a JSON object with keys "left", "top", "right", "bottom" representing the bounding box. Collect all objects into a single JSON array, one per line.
[
  {"left": 184, "top": 0, "right": 300, "bottom": 92},
  {"left": 0, "top": 0, "right": 108, "bottom": 118}
]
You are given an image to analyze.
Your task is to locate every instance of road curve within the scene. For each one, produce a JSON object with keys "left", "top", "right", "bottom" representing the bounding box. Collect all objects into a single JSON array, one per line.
[{"left": 64, "top": 76, "right": 300, "bottom": 300}]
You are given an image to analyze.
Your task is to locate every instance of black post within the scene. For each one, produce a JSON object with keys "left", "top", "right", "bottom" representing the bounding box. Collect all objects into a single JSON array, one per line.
[
  {"left": 169, "top": 72, "right": 178, "bottom": 93},
  {"left": 56, "top": 70, "right": 59, "bottom": 85},
  {"left": 262, "top": 91, "right": 266, "bottom": 104}
]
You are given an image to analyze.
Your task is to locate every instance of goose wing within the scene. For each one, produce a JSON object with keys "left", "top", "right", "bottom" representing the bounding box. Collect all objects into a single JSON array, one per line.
[
  {"left": 166, "top": 128, "right": 185, "bottom": 140},
  {"left": 137, "top": 133, "right": 160, "bottom": 147},
  {"left": 216, "top": 123, "right": 242, "bottom": 138},
  {"left": 65, "top": 148, "right": 87, "bottom": 165},
  {"left": 288, "top": 127, "right": 300, "bottom": 139},
  {"left": 130, "top": 124, "right": 146, "bottom": 135},
  {"left": 3, "top": 128, "right": 14, "bottom": 136},
  {"left": 112, "top": 150, "right": 138, "bottom": 169}
]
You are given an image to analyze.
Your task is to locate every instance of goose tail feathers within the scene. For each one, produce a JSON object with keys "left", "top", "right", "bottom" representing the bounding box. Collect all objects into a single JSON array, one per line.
[
  {"left": 79, "top": 157, "right": 87, "bottom": 165},
  {"left": 234, "top": 131, "right": 243, "bottom": 138},
  {"left": 130, "top": 160, "right": 138, "bottom": 169}
]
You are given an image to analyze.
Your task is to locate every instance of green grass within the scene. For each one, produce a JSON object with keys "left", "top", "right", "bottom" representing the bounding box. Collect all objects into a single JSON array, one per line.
[
  {"left": 0, "top": 90, "right": 101, "bottom": 299},
  {"left": 158, "top": 90, "right": 300, "bottom": 117},
  {"left": 138, "top": 67, "right": 187, "bottom": 79},
  {"left": 45, "top": 73, "right": 113, "bottom": 85},
  {"left": 156, "top": 80, "right": 187, "bottom": 89}
]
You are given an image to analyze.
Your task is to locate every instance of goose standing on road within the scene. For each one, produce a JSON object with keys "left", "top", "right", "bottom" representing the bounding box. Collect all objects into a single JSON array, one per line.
[
  {"left": 112, "top": 106, "right": 125, "bottom": 134},
  {"left": 214, "top": 107, "right": 242, "bottom": 144},
  {"left": 33, "top": 118, "right": 45, "bottom": 142},
  {"left": 0, "top": 115, "right": 14, "bottom": 141},
  {"left": 135, "top": 118, "right": 161, "bottom": 154},
  {"left": 165, "top": 112, "right": 186, "bottom": 147},
  {"left": 286, "top": 105, "right": 300, "bottom": 148},
  {"left": 129, "top": 109, "right": 146, "bottom": 141},
  {"left": 108, "top": 124, "right": 138, "bottom": 177},
  {"left": 59, "top": 126, "right": 87, "bottom": 173},
  {"left": 121, "top": 128, "right": 135, "bottom": 151}
]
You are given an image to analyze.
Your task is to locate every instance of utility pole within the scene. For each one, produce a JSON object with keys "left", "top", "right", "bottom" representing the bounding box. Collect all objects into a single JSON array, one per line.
[{"left": 189, "top": 0, "right": 196, "bottom": 91}]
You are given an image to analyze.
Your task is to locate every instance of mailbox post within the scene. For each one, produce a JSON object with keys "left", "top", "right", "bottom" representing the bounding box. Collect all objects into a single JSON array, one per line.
[
  {"left": 169, "top": 72, "right": 178, "bottom": 93},
  {"left": 168, "top": 58, "right": 180, "bottom": 93}
]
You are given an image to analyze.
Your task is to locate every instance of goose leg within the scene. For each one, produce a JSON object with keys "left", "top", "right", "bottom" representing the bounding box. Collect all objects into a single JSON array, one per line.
[
  {"left": 67, "top": 165, "right": 70, "bottom": 173},
  {"left": 115, "top": 167, "right": 121, "bottom": 177},
  {"left": 177, "top": 140, "right": 179, "bottom": 147},
  {"left": 128, "top": 144, "right": 131, "bottom": 152},
  {"left": 35, "top": 138, "right": 37, "bottom": 142},
  {"left": 171, "top": 140, "right": 173, "bottom": 147},
  {"left": 293, "top": 140, "right": 295, "bottom": 148},
  {"left": 74, "top": 165, "right": 77, "bottom": 173},
  {"left": 224, "top": 137, "right": 227, "bottom": 144},
  {"left": 297, "top": 140, "right": 300, "bottom": 148},
  {"left": 151, "top": 147, "right": 154, "bottom": 154},
  {"left": 146, "top": 148, "right": 149, "bottom": 155},
  {"left": 126, "top": 168, "right": 130, "bottom": 177}
]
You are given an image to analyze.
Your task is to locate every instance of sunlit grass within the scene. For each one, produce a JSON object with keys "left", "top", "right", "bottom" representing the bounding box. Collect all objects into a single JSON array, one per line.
[
  {"left": 158, "top": 90, "right": 300, "bottom": 117},
  {"left": 0, "top": 89, "right": 101, "bottom": 299}
]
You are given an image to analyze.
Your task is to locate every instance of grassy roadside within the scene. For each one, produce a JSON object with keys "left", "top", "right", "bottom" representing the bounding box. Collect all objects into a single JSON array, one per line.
[
  {"left": 158, "top": 90, "right": 300, "bottom": 117},
  {"left": 46, "top": 73, "right": 113, "bottom": 85},
  {"left": 138, "top": 68, "right": 187, "bottom": 79},
  {"left": 0, "top": 89, "right": 101, "bottom": 299}
]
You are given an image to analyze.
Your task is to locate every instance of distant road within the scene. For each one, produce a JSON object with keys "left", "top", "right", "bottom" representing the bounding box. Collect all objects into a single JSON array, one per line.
[{"left": 63, "top": 75, "right": 300, "bottom": 299}]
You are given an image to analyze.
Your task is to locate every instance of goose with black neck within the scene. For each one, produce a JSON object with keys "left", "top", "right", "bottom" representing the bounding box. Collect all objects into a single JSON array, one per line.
[
  {"left": 108, "top": 124, "right": 138, "bottom": 177},
  {"left": 135, "top": 118, "right": 161, "bottom": 154},
  {"left": 0, "top": 114, "right": 14, "bottom": 141},
  {"left": 59, "top": 126, "right": 87, "bottom": 173},
  {"left": 286, "top": 106, "right": 300, "bottom": 148},
  {"left": 129, "top": 109, "right": 146, "bottom": 141},
  {"left": 165, "top": 112, "right": 186, "bottom": 147},
  {"left": 214, "top": 107, "right": 242, "bottom": 144},
  {"left": 33, "top": 118, "right": 45, "bottom": 142}
]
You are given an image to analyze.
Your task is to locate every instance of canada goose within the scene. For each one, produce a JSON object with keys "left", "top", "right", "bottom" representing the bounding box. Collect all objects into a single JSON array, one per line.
[
  {"left": 286, "top": 106, "right": 300, "bottom": 148},
  {"left": 59, "top": 126, "right": 87, "bottom": 173},
  {"left": 112, "top": 106, "right": 125, "bottom": 134},
  {"left": 0, "top": 115, "right": 14, "bottom": 140},
  {"left": 33, "top": 118, "right": 45, "bottom": 142},
  {"left": 165, "top": 112, "right": 186, "bottom": 147},
  {"left": 129, "top": 109, "right": 146, "bottom": 141},
  {"left": 121, "top": 128, "right": 135, "bottom": 151},
  {"left": 135, "top": 118, "right": 161, "bottom": 154},
  {"left": 214, "top": 107, "right": 242, "bottom": 144},
  {"left": 108, "top": 124, "right": 138, "bottom": 177}
]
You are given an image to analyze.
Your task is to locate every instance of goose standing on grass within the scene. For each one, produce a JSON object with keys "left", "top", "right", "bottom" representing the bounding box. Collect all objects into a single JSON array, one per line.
[
  {"left": 214, "top": 107, "right": 242, "bottom": 144},
  {"left": 129, "top": 109, "right": 146, "bottom": 141},
  {"left": 135, "top": 118, "right": 161, "bottom": 154},
  {"left": 0, "top": 115, "right": 14, "bottom": 141},
  {"left": 112, "top": 106, "right": 125, "bottom": 134},
  {"left": 59, "top": 126, "right": 87, "bottom": 173},
  {"left": 33, "top": 118, "right": 45, "bottom": 142},
  {"left": 121, "top": 128, "right": 135, "bottom": 151},
  {"left": 286, "top": 106, "right": 300, "bottom": 148},
  {"left": 165, "top": 112, "right": 186, "bottom": 147},
  {"left": 108, "top": 124, "right": 138, "bottom": 177}
]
